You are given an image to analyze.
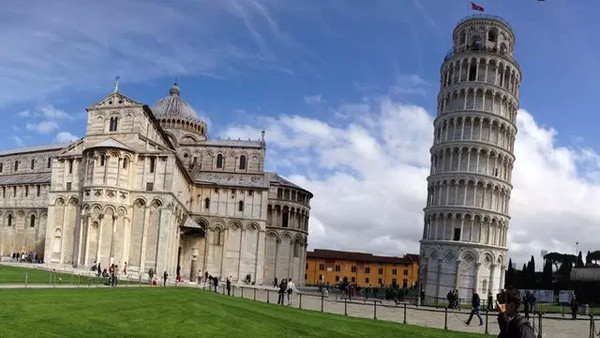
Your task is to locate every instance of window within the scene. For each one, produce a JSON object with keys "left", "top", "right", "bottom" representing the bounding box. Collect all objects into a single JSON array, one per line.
[
  {"left": 365, "top": 277, "right": 370, "bottom": 284},
  {"left": 30, "top": 215, "right": 35, "bottom": 228},
  {"left": 68, "top": 159, "right": 73, "bottom": 174},
  {"left": 335, "top": 265, "right": 340, "bottom": 272},
  {"left": 149, "top": 157, "right": 155, "bottom": 173},
  {"left": 31, "top": 159, "right": 35, "bottom": 170},
  {"left": 25, "top": 186, "right": 28, "bottom": 197},
  {"left": 403, "top": 279, "right": 408, "bottom": 289},
  {"left": 238, "top": 201, "right": 244, "bottom": 212},
  {"left": 304, "top": 274, "right": 307, "bottom": 280},
  {"left": 306, "top": 263, "right": 308, "bottom": 270},
  {"left": 459, "top": 30, "right": 466, "bottom": 44},
  {"left": 351, "top": 266, "right": 357, "bottom": 273},
  {"left": 365, "top": 267, "right": 371, "bottom": 274},
  {"left": 14, "top": 161, "right": 18, "bottom": 171},
  {"left": 146, "top": 182, "right": 154, "bottom": 191},
  {"left": 453, "top": 228, "right": 461, "bottom": 241},
  {"left": 248, "top": 190, "right": 253, "bottom": 196},
  {"left": 488, "top": 29, "right": 498, "bottom": 42},
  {"left": 319, "top": 275, "right": 324, "bottom": 281},
  {"left": 47, "top": 158, "right": 52, "bottom": 168},
  {"left": 7, "top": 214, "right": 12, "bottom": 227},
  {"left": 392, "top": 278, "right": 397, "bottom": 286},
  {"left": 318, "top": 264, "right": 325, "bottom": 271},
  {"left": 204, "top": 198, "right": 210, "bottom": 209},
  {"left": 378, "top": 268, "right": 383, "bottom": 275},
  {"left": 469, "top": 64, "right": 477, "bottom": 81},
  {"left": 277, "top": 188, "right": 282, "bottom": 199},
  {"left": 100, "top": 155, "right": 105, "bottom": 166},
  {"left": 0, "top": 163, "right": 3, "bottom": 173},
  {"left": 2, "top": 187, "right": 4, "bottom": 197},
  {"left": 66, "top": 182, "right": 72, "bottom": 191},
  {"left": 213, "top": 228, "right": 223, "bottom": 246},
  {"left": 239, "top": 155, "right": 246, "bottom": 170},
  {"left": 37, "top": 185, "right": 40, "bottom": 197},
  {"left": 282, "top": 208, "right": 289, "bottom": 228},
  {"left": 216, "top": 154, "right": 223, "bottom": 169},
  {"left": 392, "top": 269, "right": 397, "bottom": 275},
  {"left": 13, "top": 187, "right": 16, "bottom": 197},
  {"left": 123, "top": 158, "right": 128, "bottom": 169},
  {"left": 335, "top": 276, "right": 340, "bottom": 282},
  {"left": 378, "top": 278, "right": 382, "bottom": 285},
  {"left": 403, "top": 269, "right": 408, "bottom": 276},
  {"left": 351, "top": 277, "right": 356, "bottom": 283},
  {"left": 109, "top": 116, "right": 119, "bottom": 131}
]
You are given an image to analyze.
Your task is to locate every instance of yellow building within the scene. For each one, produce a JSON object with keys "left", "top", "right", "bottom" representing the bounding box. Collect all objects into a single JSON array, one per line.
[{"left": 305, "top": 249, "right": 419, "bottom": 288}]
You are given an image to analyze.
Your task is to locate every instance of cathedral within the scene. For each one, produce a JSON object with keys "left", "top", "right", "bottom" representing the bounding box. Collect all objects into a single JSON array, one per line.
[{"left": 0, "top": 82, "right": 312, "bottom": 285}]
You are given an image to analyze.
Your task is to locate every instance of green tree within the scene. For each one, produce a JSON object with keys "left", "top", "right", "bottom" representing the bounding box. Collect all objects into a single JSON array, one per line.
[{"left": 542, "top": 259, "right": 553, "bottom": 287}]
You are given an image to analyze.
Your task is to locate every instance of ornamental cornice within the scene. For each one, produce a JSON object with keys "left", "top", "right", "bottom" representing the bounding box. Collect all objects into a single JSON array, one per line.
[
  {"left": 426, "top": 171, "right": 513, "bottom": 190},
  {"left": 441, "top": 49, "right": 521, "bottom": 74},
  {"left": 437, "top": 81, "right": 519, "bottom": 104},
  {"left": 434, "top": 110, "right": 518, "bottom": 132},
  {"left": 430, "top": 141, "right": 515, "bottom": 162},
  {"left": 423, "top": 205, "right": 511, "bottom": 221}
]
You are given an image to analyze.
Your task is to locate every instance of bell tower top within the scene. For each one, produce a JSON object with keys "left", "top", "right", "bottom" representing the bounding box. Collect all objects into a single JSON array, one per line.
[{"left": 451, "top": 15, "right": 515, "bottom": 58}]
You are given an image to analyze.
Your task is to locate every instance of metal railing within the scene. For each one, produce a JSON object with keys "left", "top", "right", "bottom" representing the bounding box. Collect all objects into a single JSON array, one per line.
[{"left": 456, "top": 15, "right": 513, "bottom": 31}]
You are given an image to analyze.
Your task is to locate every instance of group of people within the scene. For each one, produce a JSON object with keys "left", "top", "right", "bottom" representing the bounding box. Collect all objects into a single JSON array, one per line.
[
  {"left": 147, "top": 268, "right": 170, "bottom": 286},
  {"left": 274, "top": 278, "right": 296, "bottom": 306},
  {"left": 521, "top": 291, "right": 537, "bottom": 320},
  {"left": 446, "top": 289, "right": 461, "bottom": 309},
  {"left": 11, "top": 251, "right": 41, "bottom": 263}
]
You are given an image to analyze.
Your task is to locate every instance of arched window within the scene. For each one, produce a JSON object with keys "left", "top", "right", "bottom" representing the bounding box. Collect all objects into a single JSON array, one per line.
[
  {"left": 68, "top": 159, "right": 73, "bottom": 174},
  {"left": 109, "top": 116, "right": 119, "bottom": 131},
  {"left": 100, "top": 155, "right": 105, "bottom": 166},
  {"left": 149, "top": 157, "right": 156, "bottom": 173},
  {"left": 14, "top": 161, "right": 18, "bottom": 172},
  {"left": 0, "top": 163, "right": 3, "bottom": 173},
  {"left": 459, "top": 30, "right": 466, "bottom": 44},
  {"left": 30, "top": 215, "right": 35, "bottom": 228},
  {"left": 238, "top": 201, "right": 244, "bottom": 212},
  {"left": 31, "top": 159, "right": 35, "bottom": 170},
  {"left": 204, "top": 198, "right": 210, "bottom": 209},
  {"left": 472, "top": 36, "right": 482, "bottom": 50},
  {"left": 216, "top": 154, "right": 223, "bottom": 169},
  {"left": 214, "top": 228, "right": 222, "bottom": 246},
  {"left": 7, "top": 214, "right": 12, "bottom": 227},
  {"left": 239, "top": 155, "right": 246, "bottom": 170},
  {"left": 488, "top": 29, "right": 498, "bottom": 43},
  {"left": 47, "top": 157, "right": 52, "bottom": 168},
  {"left": 122, "top": 158, "right": 128, "bottom": 169}
]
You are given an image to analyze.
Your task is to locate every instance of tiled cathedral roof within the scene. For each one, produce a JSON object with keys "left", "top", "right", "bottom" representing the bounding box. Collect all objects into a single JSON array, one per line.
[
  {"left": 0, "top": 172, "right": 51, "bottom": 185},
  {"left": 0, "top": 143, "right": 66, "bottom": 157}
]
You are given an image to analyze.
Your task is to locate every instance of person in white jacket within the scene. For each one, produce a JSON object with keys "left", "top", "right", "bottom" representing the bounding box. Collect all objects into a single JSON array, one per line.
[{"left": 286, "top": 279, "right": 296, "bottom": 306}]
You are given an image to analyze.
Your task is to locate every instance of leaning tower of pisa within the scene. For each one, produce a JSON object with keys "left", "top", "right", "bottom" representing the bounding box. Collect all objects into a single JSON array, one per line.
[{"left": 419, "top": 15, "right": 521, "bottom": 303}]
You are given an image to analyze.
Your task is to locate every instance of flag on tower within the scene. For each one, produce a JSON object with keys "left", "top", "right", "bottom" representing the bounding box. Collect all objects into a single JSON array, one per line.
[{"left": 470, "top": 2, "right": 484, "bottom": 12}]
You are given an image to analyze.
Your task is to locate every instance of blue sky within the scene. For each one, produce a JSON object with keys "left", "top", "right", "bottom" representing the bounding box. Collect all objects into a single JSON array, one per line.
[{"left": 2, "top": 0, "right": 600, "bottom": 267}]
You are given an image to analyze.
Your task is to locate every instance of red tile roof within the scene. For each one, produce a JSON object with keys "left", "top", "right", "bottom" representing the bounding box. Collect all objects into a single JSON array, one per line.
[{"left": 307, "top": 249, "right": 418, "bottom": 265}]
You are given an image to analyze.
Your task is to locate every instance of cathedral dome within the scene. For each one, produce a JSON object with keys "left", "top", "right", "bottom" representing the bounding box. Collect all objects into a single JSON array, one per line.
[
  {"left": 151, "top": 83, "right": 207, "bottom": 142},
  {"left": 151, "top": 83, "right": 202, "bottom": 124}
]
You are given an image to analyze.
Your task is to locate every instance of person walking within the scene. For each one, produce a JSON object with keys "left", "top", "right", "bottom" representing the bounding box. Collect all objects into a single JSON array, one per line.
[
  {"left": 123, "top": 262, "right": 128, "bottom": 275},
  {"left": 163, "top": 271, "right": 168, "bottom": 287},
  {"left": 523, "top": 291, "right": 530, "bottom": 320},
  {"left": 570, "top": 293, "right": 578, "bottom": 320},
  {"left": 226, "top": 276, "right": 232, "bottom": 296},
  {"left": 278, "top": 279, "right": 286, "bottom": 305},
  {"left": 197, "top": 270, "right": 202, "bottom": 284},
  {"left": 213, "top": 276, "right": 219, "bottom": 293},
  {"left": 286, "top": 279, "right": 296, "bottom": 306},
  {"left": 496, "top": 288, "right": 535, "bottom": 338},
  {"left": 149, "top": 268, "right": 155, "bottom": 285},
  {"left": 112, "top": 265, "right": 119, "bottom": 287},
  {"left": 176, "top": 265, "right": 181, "bottom": 283},
  {"left": 420, "top": 288, "right": 425, "bottom": 306},
  {"left": 274, "top": 277, "right": 278, "bottom": 288},
  {"left": 465, "top": 290, "right": 483, "bottom": 326}
]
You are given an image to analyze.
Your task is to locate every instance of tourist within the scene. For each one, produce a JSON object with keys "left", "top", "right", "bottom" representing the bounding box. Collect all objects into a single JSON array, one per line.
[
  {"left": 523, "top": 291, "right": 530, "bottom": 320},
  {"left": 149, "top": 268, "right": 155, "bottom": 284},
  {"left": 163, "top": 270, "right": 168, "bottom": 287},
  {"left": 176, "top": 265, "right": 181, "bottom": 283},
  {"left": 488, "top": 292, "right": 494, "bottom": 311},
  {"left": 97, "top": 263, "right": 102, "bottom": 277},
  {"left": 447, "top": 290, "right": 455, "bottom": 309},
  {"left": 197, "top": 269, "right": 202, "bottom": 284},
  {"left": 465, "top": 290, "right": 483, "bottom": 326},
  {"left": 286, "top": 278, "right": 296, "bottom": 306},
  {"left": 273, "top": 277, "right": 278, "bottom": 288},
  {"left": 278, "top": 279, "right": 286, "bottom": 305},
  {"left": 570, "top": 293, "right": 578, "bottom": 320},
  {"left": 112, "top": 265, "right": 119, "bottom": 286},
  {"left": 123, "top": 262, "right": 128, "bottom": 275},
  {"left": 213, "top": 276, "right": 219, "bottom": 293},
  {"left": 226, "top": 275, "right": 232, "bottom": 296},
  {"left": 420, "top": 288, "right": 425, "bottom": 306},
  {"left": 528, "top": 292, "right": 536, "bottom": 317},
  {"left": 496, "top": 288, "right": 535, "bottom": 337}
]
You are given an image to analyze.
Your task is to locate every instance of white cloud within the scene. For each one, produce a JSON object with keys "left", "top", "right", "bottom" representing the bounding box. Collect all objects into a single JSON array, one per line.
[
  {"left": 17, "top": 110, "right": 30, "bottom": 117},
  {"left": 10, "top": 136, "right": 24, "bottom": 147},
  {"left": 25, "top": 120, "right": 59, "bottom": 134},
  {"left": 55, "top": 131, "right": 78, "bottom": 143},
  {"left": 390, "top": 74, "right": 428, "bottom": 96},
  {"left": 37, "top": 104, "right": 71, "bottom": 120},
  {"left": 304, "top": 94, "right": 322, "bottom": 104},
  {"left": 222, "top": 98, "right": 600, "bottom": 268}
]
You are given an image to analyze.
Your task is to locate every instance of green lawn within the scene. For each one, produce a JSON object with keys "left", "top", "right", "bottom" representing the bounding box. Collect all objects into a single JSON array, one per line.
[
  {"left": 0, "top": 288, "right": 488, "bottom": 337},
  {"left": 0, "top": 264, "right": 135, "bottom": 285}
]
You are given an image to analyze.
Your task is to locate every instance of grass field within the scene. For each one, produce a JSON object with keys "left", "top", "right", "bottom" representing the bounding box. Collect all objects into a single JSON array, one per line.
[
  {"left": 0, "top": 264, "right": 135, "bottom": 285},
  {"left": 0, "top": 288, "right": 489, "bottom": 337}
]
